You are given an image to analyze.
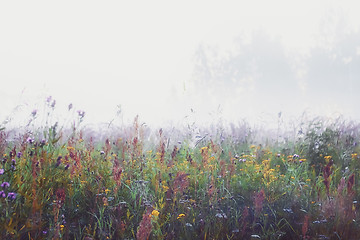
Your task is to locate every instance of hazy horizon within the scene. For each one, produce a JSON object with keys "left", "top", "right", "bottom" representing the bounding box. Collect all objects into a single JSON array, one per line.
[{"left": 1, "top": 0, "right": 359, "bottom": 129}]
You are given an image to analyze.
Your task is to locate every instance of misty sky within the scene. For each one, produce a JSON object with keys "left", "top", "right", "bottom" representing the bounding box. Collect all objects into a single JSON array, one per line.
[{"left": 1, "top": 0, "right": 359, "bottom": 128}]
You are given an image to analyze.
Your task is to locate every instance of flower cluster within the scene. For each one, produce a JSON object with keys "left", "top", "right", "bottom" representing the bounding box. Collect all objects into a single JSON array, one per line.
[{"left": 0, "top": 181, "right": 16, "bottom": 200}]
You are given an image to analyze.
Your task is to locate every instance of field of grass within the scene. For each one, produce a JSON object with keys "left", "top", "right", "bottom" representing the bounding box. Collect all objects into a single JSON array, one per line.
[{"left": 1, "top": 102, "right": 360, "bottom": 239}]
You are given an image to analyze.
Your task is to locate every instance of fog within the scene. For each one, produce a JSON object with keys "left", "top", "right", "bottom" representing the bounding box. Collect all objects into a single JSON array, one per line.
[{"left": 1, "top": 0, "right": 359, "bottom": 130}]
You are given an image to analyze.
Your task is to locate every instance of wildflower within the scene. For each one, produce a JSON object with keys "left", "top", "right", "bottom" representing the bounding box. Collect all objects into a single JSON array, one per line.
[
  {"left": 17, "top": 152, "right": 22, "bottom": 158},
  {"left": 299, "top": 159, "right": 306, "bottom": 163},
  {"left": 177, "top": 213, "right": 186, "bottom": 219},
  {"left": 0, "top": 190, "right": 6, "bottom": 198},
  {"left": 27, "top": 137, "right": 34, "bottom": 144},
  {"left": 60, "top": 224, "right": 64, "bottom": 230},
  {"left": 0, "top": 169, "right": 4, "bottom": 175},
  {"left": 68, "top": 103, "right": 73, "bottom": 111},
  {"left": 31, "top": 109, "right": 37, "bottom": 117},
  {"left": 151, "top": 210, "right": 159, "bottom": 217},
  {"left": 11, "top": 159, "right": 16, "bottom": 165},
  {"left": 324, "top": 156, "right": 332, "bottom": 163},
  {"left": 1, "top": 182, "right": 10, "bottom": 189},
  {"left": 104, "top": 189, "right": 111, "bottom": 194},
  {"left": 39, "top": 139, "right": 46, "bottom": 147},
  {"left": 103, "top": 197, "right": 109, "bottom": 206},
  {"left": 201, "top": 147, "right": 208, "bottom": 152},
  {"left": 77, "top": 110, "right": 85, "bottom": 118},
  {"left": 293, "top": 154, "right": 299, "bottom": 158},
  {"left": 7, "top": 192, "right": 16, "bottom": 200},
  {"left": 254, "top": 189, "right": 265, "bottom": 218},
  {"left": 137, "top": 208, "right": 152, "bottom": 240}
]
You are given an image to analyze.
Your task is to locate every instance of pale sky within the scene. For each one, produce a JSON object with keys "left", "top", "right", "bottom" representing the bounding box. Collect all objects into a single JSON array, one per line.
[{"left": 1, "top": 0, "right": 359, "bottom": 129}]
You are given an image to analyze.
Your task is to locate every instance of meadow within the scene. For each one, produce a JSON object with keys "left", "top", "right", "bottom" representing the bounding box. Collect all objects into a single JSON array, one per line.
[{"left": 1, "top": 101, "right": 360, "bottom": 239}]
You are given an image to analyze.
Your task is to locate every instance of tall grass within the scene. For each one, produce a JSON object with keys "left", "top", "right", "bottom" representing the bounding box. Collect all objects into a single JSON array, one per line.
[{"left": 0, "top": 100, "right": 359, "bottom": 239}]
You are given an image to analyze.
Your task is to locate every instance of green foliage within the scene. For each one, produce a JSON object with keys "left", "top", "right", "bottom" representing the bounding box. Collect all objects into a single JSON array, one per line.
[{"left": 0, "top": 108, "right": 360, "bottom": 239}]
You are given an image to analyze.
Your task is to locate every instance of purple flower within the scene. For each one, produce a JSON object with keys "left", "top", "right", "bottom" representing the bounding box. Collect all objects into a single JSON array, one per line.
[
  {"left": 1, "top": 182, "right": 10, "bottom": 189},
  {"left": 17, "top": 152, "right": 22, "bottom": 158},
  {"left": 39, "top": 139, "right": 46, "bottom": 147},
  {"left": 31, "top": 109, "right": 37, "bottom": 117},
  {"left": 293, "top": 154, "right": 299, "bottom": 158},
  {"left": 51, "top": 100, "right": 56, "bottom": 108},
  {"left": 55, "top": 156, "right": 62, "bottom": 167},
  {"left": 77, "top": 110, "right": 85, "bottom": 118},
  {"left": 11, "top": 159, "right": 16, "bottom": 165},
  {"left": 0, "top": 169, "right": 4, "bottom": 175},
  {"left": 68, "top": 103, "right": 73, "bottom": 111},
  {"left": 0, "top": 190, "right": 5, "bottom": 198},
  {"left": 27, "top": 137, "right": 34, "bottom": 144},
  {"left": 46, "top": 96, "right": 52, "bottom": 103},
  {"left": 7, "top": 192, "right": 16, "bottom": 200}
]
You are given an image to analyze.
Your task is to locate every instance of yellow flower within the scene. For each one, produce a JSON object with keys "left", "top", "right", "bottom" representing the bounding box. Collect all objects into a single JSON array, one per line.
[
  {"left": 200, "top": 147, "right": 208, "bottom": 152},
  {"left": 162, "top": 185, "right": 169, "bottom": 191},
  {"left": 306, "top": 179, "right": 311, "bottom": 182},
  {"left": 291, "top": 176, "right": 295, "bottom": 180},
  {"left": 60, "top": 224, "right": 64, "bottom": 230},
  {"left": 151, "top": 210, "right": 160, "bottom": 217},
  {"left": 105, "top": 189, "right": 111, "bottom": 194},
  {"left": 177, "top": 213, "right": 185, "bottom": 219}
]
